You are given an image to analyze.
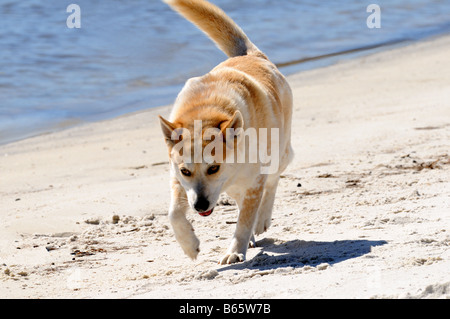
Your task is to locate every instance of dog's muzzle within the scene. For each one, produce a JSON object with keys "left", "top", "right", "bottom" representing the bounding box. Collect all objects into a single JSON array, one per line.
[{"left": 194, "top": 195, "right": 213, "bottom": 216}]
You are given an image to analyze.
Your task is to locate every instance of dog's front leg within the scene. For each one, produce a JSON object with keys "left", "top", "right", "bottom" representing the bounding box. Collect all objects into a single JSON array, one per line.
[
  {"left": 220, "top": 175, "right": 266, "bottom": 264},
  {"left": 168, "top": 177, "right": 200, "bottom": 260}
]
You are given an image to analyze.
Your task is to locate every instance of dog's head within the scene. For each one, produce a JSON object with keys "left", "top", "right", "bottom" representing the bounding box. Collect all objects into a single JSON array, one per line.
[{"left": 159, "top": 111, "right": 244, "bottom": 216}]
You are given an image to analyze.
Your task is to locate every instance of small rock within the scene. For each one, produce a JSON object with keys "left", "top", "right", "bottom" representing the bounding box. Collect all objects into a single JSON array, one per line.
[
  {"left": 112, "top": 215, "right": 120, "bottom": 224},
  {"left": 317, "top": 263, "right": 329, "bottom": 271},
  {"left": 143, "top": 214, "right": 155, "bottom": 221},
  {"left": 194, "top": 269, "right": 219, "bottom": 280},
  {"left": 84, "top": 218, "right": 100, "bottom": 225},
  {"left": 217, "top": 195, "right": 235, "bottom": 206}
]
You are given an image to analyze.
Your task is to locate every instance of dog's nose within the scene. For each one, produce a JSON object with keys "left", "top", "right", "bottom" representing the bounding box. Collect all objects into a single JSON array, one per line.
[{"left": 194, "top": 196, "right": 210, "bottom": 212}]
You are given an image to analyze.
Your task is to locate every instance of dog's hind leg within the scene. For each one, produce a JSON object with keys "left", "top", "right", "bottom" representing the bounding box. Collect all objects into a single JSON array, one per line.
[
  {"left": 254, "top": 175, "right": 280, "bottom": 235},
  {"left": 168, "top": 177, "right": 200, "bottom": 260}
]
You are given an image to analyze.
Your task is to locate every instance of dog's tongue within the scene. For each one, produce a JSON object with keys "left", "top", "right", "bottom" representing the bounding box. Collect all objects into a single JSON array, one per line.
[{"left": 198, "top": 208, "right": 213, "bottom": 217}]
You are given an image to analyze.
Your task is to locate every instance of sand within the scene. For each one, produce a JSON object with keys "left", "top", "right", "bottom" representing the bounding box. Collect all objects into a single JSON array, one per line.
[{"left": 0, "top": 35, "right": 449, "bottom": 299}]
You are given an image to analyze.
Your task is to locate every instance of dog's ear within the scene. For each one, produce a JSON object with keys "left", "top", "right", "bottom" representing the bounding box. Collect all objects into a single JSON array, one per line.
[
  {"left": 220, "top": 110, "right": 244, "bottom": 136},
  {"left": 220, "top": 111, "right": 244, "bottom": 150},
  {"left": 159, "top": 115, "right": 177, "bottom": 145}
]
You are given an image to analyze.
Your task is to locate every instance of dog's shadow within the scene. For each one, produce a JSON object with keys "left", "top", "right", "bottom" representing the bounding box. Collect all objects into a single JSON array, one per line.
[{"left": 218, "top": 238, "right": 387, "bottom": 272}]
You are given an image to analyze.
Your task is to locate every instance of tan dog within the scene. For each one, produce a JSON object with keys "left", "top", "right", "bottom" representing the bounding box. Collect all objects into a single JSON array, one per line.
[{"left": 159, "top": 0, "right": 293, "bottom": 264}]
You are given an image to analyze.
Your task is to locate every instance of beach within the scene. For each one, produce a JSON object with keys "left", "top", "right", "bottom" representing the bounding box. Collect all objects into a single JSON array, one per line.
[{"left": 0, "top": 34, "right": 449, "bottom": 299}]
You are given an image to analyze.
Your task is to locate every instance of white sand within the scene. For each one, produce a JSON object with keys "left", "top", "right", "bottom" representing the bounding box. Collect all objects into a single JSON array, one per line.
[{"left": 0, "top": 35, "right": 449, "bottom": 299}]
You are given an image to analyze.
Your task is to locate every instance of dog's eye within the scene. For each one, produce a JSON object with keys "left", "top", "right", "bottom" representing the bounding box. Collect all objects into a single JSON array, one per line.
[
  {"left": 180, "top": 168, "right": 191, "bottom": 176},
  {"left": 207, "top": 165, "right": 220, "bottom": 175}
]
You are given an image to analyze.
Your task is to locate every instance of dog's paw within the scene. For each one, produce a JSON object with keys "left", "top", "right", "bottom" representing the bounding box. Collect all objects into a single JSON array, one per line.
[
  {"left": 185, "top": 245, "right": 200, "bottom": 260},
  {"left": 254, "top": 217, "right": 271, "bottom": 235},
  {"left": 219, "top": 252, "right": 244, "bottom": 265},
  {"left": 180, "top": 236, "right": 200, "bottom": 260},
  {"left": 248, "top": 234, "right": 257, "bottom": 248}
]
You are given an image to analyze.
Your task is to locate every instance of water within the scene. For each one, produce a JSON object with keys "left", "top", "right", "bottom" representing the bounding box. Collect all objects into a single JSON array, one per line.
[{"left": 1, "top": 0, "right": 449, "bottom": 145}]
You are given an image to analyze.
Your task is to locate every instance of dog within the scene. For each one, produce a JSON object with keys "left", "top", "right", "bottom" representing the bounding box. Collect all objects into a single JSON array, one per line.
[{"left": 159, "top": 0, "right": 293, "bottom": 264}]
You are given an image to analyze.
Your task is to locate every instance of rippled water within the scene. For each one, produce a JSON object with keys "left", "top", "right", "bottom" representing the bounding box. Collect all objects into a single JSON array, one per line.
[{"left": 1, "top": 0, "right": 449, "bottom": 144}]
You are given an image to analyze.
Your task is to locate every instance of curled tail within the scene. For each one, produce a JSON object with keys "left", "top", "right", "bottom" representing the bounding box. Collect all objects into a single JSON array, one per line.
[{"left": 164, "top": 0, "right": 264, "bottom": 58}]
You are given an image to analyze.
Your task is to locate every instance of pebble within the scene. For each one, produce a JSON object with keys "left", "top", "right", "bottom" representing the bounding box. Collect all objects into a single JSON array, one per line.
[
  {"left": 317, "top": 263, "right": 329, "bottom": 271},
  {"left": 112, "top": 215, "right": 120, "bottom": 224},
  {"left": 84, "top": 218, "right": 100, "bottom": 225}
]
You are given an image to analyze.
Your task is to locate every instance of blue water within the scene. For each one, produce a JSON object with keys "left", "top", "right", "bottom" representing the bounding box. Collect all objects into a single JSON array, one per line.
[{"left": 1, "top": 0, "right": 449, "bottom": 145}]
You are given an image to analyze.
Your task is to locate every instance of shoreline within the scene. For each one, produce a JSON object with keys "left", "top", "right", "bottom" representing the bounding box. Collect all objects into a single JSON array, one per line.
[
  {"left": 2, "top": 32, "right": 449, "bottom": 148},
  {"left": 0, "top": 33, "right": 449, "bottom": 299}
]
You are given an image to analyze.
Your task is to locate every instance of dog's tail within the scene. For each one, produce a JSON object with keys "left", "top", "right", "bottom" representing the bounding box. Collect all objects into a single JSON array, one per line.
[{"left": 164, "top": 0, "right": 264, "bottom": 58}]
